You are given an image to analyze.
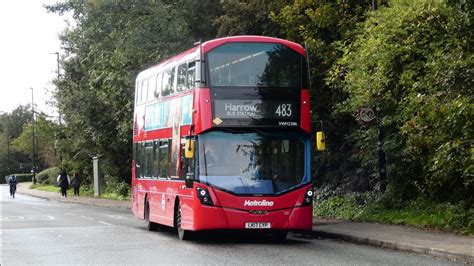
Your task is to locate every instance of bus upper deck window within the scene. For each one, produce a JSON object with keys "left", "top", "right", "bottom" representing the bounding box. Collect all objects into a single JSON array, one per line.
[
  {"left": 177, "top": 63, "right": 187, "bottom": 92},
  {"left": 187, "top": 62, "right": 196, "bottom": 90},
  {"left": 162, "top": 68, "right": 174, "bottom": 97},
  {"left": 155, "top": 72, "right": 162, "bottom": 98}
]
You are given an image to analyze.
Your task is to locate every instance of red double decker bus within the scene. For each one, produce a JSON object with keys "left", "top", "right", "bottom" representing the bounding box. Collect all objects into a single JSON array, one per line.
[{"left": 132, "top": 36, "right": 313, "bottom": 240}]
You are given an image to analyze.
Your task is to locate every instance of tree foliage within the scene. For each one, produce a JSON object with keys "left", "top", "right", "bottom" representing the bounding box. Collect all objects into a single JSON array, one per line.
[
  {"left": 46, "top": 0, "right": 222, "bottom": 184},
  {"left": 40, "top": 0, "right": 472, "bottom": 205},
  {"left": 330, "top": 3, "right": 473, "bottom": 203},
  {"left": 0, "top": 106, "right": 58, "bottom": 179}
]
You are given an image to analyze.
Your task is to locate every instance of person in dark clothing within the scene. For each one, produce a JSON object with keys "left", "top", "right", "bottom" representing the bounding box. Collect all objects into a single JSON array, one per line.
[
  {"left": 57, "top": 170, "right": 71, "bottom": 197},
  {"left": 71, "top": 172, "right": 81, "bottom": 196},
  {"left": 8, "top": 175, "right": 18, "bottom": 198}
]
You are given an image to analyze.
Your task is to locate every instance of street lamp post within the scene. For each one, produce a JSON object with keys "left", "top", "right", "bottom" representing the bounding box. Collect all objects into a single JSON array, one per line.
[
  {"left": 51, "top": 52, "right": 62, "bottom": 125},
  {"left": 30, "top": 87, "right": 37, "bottom": 185}
]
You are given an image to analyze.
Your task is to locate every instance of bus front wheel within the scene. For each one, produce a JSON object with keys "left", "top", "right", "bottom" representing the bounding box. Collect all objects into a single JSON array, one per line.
[{"left": 175, "top": 201, "right": 192, "bottom": 240}]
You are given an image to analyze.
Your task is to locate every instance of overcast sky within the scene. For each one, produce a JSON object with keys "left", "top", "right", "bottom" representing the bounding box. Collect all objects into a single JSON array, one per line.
[{"left": 0, "top": 0, "right": 69, "bottom": 116}]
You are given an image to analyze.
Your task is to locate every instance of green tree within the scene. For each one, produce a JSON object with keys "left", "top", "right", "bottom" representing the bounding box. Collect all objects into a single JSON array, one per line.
[
  {"left": 215, "top": 0, "right": 290, "bottom": 37},
  {"left": 0, "top": 106, "right": 35, "bottom": 178},
  {"left": 46, "top": 0, "right": 222, "bottom": 184},
  {"left": 12, "top": 114, "right": 59, "bottom": 170},
  {"left": 330, "top": 3, "right": 473, "bottom": 203}
]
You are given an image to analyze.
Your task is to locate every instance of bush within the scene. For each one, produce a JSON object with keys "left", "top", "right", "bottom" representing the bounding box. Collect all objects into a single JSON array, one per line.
[
  {"left": 103, "top": 175, "right": 130, "bottom": 199},
  {"left": 36, "top": 167, "right": 61, "bottom": 185}
]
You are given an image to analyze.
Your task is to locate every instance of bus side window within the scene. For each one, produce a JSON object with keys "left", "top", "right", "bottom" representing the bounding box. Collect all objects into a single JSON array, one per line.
[
  {"left": 162, "top": 68, "right": 174, "bottom": 97},
  {"left": 133, "top": 142, "right": 140, "bottom": 179},
  {"left": 140, "top": 80, "right": 145, "bottom": 104},
  {"left": 170, "top": 67, "right": 176, "bottom": 95},
  {"left": 145, "top": 142, "right": 154, "bottom": 178},
  {"left": 138, "top": 142, "right": 146, "bottom": 178},
  {"left": 149, "top": 74, "right": 157, "bottom": 100},
  {"left": 153, "top": 140, "right": 160, "bottom": 178},
  {"left": 177, "top": 63, "right": 187, "bottom": 92},
  {"left": 159, "top": 139, "right": 170, "bottom": 178},
  {"left": 180, "top": 138, "right": 195, "bottom": 179},
  {"left": 142, "top": 79, "right": 149, "bottom": 102},
  {"left": 187, "top": 61, "right": 196, "bottom": 90},
  {"left": 155, "top": 72, "right": 162, "bottom": 98}
]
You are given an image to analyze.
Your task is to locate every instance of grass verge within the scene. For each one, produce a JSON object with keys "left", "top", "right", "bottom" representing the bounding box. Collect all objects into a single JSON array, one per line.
[
  {"left": 29, "top": 184, "right": 129, "bottom": 200},
  {"left": 313, "top": 194, "right": 474, "bottom": 235}
]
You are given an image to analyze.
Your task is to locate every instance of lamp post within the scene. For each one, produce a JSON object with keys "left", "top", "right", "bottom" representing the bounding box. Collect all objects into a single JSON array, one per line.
[
  {"left": 7, "top": 134, "right": 10, "bottom": 175},
  {"left": 30, "top": 87, "right": 37, "bottom": 184},
  {"left": 51, "top": 52, "right": 62, "bottom": 125}
]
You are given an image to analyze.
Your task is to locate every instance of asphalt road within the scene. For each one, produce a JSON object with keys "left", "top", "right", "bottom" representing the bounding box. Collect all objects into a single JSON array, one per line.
[{"left": 1, "top": 185, "right": 459, "bottom": 265}]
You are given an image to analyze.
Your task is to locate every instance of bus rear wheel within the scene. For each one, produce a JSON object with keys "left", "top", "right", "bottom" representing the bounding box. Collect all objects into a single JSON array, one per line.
[
  {"left": 145, "top": 200, "right": 159, "bottom": 231},
  {"left": 175, "top": 201, "right": 192, "bottom": 240}
]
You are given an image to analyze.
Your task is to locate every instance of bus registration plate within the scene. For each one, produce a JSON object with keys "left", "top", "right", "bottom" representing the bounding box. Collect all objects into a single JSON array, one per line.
[{"left": 245, "top": 222, "right": 271, "bottom": 229}]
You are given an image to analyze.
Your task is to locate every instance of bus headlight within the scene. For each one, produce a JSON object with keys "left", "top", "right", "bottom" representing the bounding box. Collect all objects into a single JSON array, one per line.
[
  {"left": 197, "top": 187, "right": 214, "bottom": 206},
  {"left": 302, "top": 189, "right": 314, "bottom": 206}
]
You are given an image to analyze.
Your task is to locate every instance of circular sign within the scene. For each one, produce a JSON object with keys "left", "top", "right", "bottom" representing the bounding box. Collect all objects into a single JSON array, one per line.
[{"left": 357, "top": 107, "right": 376, "bottom": 125}]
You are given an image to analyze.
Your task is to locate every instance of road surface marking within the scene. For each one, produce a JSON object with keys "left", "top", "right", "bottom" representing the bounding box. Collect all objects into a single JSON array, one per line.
[
  {"left": 98, "top": 221, "right": 114, "bottom": 226},
  {"left": 80, "top": 215, "right": 94, "bottom": 221},
  {"left": 1, "top": 225, "right": 115, "bottom": 231},
  {"left": 107, "top": 214, "right": 125, "bottom": 219},
  {"left": 0, "top": 215, "right": 55, "bottom": 221}
]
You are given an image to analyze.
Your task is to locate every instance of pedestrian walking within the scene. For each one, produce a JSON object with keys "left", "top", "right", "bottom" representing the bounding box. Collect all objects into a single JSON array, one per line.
[
  {"left": 71, "top": 172, "right": 81, "bottom": 196},
  {"left": 8, "top": 174, "right": 18, "bottom": 198},
  {"left": 57, "top": 170, "right": 71, "bottom": 197}
]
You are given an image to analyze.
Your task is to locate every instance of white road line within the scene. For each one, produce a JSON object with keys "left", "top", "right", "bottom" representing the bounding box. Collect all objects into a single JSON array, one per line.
[
  {"left": 65, "top": 212, "right": 76, "bottom": 216},
  {"left": 80, "top": 215, "right": 94, "bottom": 221},
  {"left": 0, "top": 215, "right": 55, "bottom": 222},
  {"left": 107, "top": 214, "right": 125, "bottom": 219},
  {"left": 2, "top": 225, "right": 115, "bottom": 231},
  {"left": 98, "top": 221, "right": 114, "bottom": 226}
]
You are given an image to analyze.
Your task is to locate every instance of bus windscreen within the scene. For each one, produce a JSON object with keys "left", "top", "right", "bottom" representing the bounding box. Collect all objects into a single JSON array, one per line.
[
  {"left": 208, "top": 43, "right": 302, "bottom": 88},
  {"left": 198, "top": 131, "right": 306, "bottom": 195}
]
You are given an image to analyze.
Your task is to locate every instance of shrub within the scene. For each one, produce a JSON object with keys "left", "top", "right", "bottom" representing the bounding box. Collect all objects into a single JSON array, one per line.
[{"left": 36, "top": 167, "right": 61, "bottom": 185}]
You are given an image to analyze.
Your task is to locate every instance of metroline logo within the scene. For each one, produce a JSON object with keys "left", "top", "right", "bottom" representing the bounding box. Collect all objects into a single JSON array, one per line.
[{"left": 244, "top": 200, "right": 274, "bottom": 207}]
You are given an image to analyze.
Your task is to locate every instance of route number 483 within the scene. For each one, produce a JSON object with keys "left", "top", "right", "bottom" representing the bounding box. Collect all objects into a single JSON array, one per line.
[{"left": 275, "top": 104, "right": 292, "bottom": 117}]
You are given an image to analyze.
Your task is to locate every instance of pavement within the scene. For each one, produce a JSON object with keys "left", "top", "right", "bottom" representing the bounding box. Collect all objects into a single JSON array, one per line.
[{"left": 14, "top": 182, "right": 474, "bottom": 263}]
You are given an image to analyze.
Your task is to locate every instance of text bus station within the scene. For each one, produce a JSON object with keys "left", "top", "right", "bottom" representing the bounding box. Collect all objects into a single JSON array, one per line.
[{"left": 131, "top": 35, "right": 317, "bottom": 240}]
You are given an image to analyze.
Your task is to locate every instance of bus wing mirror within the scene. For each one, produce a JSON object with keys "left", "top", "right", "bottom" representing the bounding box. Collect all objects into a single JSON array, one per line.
[
  {"left": 185, "top": 139, "right": 195, "bottom": 159},
  {"left": 316, "top": 131, "right": 326, "bottom": 151}
]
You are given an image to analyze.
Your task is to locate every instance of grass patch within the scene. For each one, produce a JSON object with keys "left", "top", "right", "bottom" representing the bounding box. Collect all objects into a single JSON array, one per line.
[
  {"left": 314, "top": 194, "right": 474, "bottom": 235},
  {"left": 28, "top": 184, "right": 129, "bottom": 200}
]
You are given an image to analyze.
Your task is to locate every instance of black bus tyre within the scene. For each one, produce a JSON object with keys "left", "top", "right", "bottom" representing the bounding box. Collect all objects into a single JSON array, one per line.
[
  {"left": 145, "top": 200, "right": 159, "bottom": 231},
  {"left": 175, "top": 201, "right": 192, "bottom": 240}
]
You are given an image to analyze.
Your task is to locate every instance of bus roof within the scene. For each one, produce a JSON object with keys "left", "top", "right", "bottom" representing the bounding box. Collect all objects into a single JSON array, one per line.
[{"left": 202, "top": 35, "right": 305, "bottom": 56}]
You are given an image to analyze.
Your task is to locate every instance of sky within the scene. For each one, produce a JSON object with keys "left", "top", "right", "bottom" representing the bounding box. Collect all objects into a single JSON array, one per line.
[{"left": 0, "top": 0, "right": 70, "bottom": 116}]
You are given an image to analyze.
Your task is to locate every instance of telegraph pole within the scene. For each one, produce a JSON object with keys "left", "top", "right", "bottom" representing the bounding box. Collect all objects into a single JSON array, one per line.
[{"left": 51, "top": 52, "right": 61, "bottom": 125}]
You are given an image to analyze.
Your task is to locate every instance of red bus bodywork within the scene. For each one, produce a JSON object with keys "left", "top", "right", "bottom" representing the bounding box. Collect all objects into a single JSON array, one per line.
[{"left": 132, "top": 36, "right": 313, "bottom": 237}]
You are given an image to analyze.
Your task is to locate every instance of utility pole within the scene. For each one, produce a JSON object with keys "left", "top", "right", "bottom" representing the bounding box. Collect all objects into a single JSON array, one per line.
[
  {"left": 7, "top": 134, "right": 10, "bottom": 175},
  {"left": 51, "top": 52, "right": 62, "bottom": 125},
  {"left": 30, "top": 87, "right": 37, "bottom": 185}
]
